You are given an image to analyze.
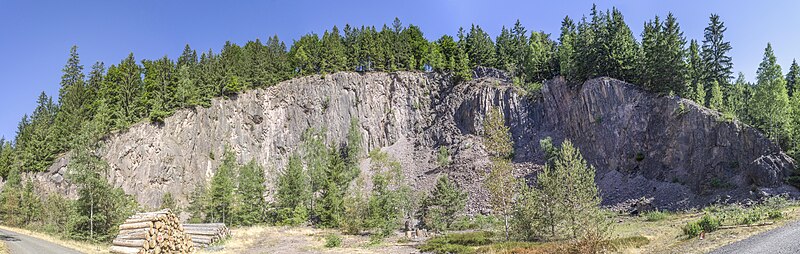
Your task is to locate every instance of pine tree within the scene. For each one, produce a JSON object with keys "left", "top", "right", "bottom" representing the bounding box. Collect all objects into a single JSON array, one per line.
[
  {"left": 207, "top": 146, "right": 238, "bottom": 224},
  {"left": 419, "top": 175, "right": 467, "bottom": 232},
  {"left": 751, "top": 43, "right": 791, "bottom": 141},
  {"left": 694, "top": 82, "right": 707, "bottom": 106},
  {"left": 366, "top": 150, "right": 411, "bottom": 240},
  {"left": 701, "top": 14, "right": 734, "bottom": 86}
]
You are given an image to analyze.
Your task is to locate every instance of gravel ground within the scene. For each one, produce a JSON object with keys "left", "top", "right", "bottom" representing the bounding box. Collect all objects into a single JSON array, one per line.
[
  {"left": 0, "top": 228, "right": 81, "bottom": 254},
  {"left": 710, "top": 220, "right": 800, "bottom": 254}
]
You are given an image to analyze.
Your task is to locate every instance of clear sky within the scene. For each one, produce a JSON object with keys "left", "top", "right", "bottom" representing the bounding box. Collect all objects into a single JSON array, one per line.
[{"left": 2, "top": 0, "right": 799, "bottom": 140}]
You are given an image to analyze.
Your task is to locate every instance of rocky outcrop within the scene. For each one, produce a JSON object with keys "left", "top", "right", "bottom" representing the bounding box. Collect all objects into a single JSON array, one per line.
[
  {"left": 542, "top": 77, "right": 797, "bottom": 208},
  {"left": 27, "top": 72, "right": 797, "bottom": 212}
]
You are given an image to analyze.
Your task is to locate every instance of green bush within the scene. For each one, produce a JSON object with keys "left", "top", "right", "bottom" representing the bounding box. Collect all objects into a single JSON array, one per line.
[
  {"left": 418, "top": 232, "right": 496, "bottom": 254},
  {"left": 325, "top": 233, "right": 342, "bottom": 248},
  {"left": 739, "top": 210, "right": 761, "bottom": 225},
  {"left": 450, "top": 215, "right": 500, "bottom": 231},
  {"left": 698, "top": 214, "right": 721, "bottom": 232},
  {"left": 642, "top": 210, "right": 668, "bottom": 222},
  {"left": 682, "top": 221, "right": 702, "bottom": 237}
]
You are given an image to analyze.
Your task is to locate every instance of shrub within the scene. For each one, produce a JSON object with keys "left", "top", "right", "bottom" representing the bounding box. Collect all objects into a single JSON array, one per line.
[
  {"left": 436, "top": 146, "right": 451, "bottom": 167},
  {"left": 698, "top": 214, "right": 721, "bottom": 232},
  {"left": 418, "top": 232, "right": 495, "bottom": 254},
  {"left": 682, "top": 221, "right": 702, "bottom": 237},
  {"left": 324, "top": 233, "right": 342, "bottom": 248},
  {"left": 739, "top": 210, "right": 761, "bottom": 225},
  {"left": 642, "top": 210, "right": 667, "bottom": 222}
]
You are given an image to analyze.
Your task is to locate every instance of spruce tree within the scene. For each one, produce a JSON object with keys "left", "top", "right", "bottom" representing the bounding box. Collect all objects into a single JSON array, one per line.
[
  {"left": 207, "top": 146, "right": 238, "bottom": 224},
  {"left": 276, "top": 154, "right": 309, "bottom": 225},
  {"left": 786, "top": 59, "right": 800, "bottom": 97},
  {"left": 558, "top": 16, "right": 577, "bottom": 80},
  {"left": 686, "top": 40, "right": 704, "bottom": 97},
  {"left": 419, "top": 175, "right": 467, "bottom": 232},
  {"left": 55, "top": 45, "right": 87, "bottom": 151},
  {"left": 236, "top": 159, "right": 267, "bottom": 226},
  {"left": 701, "top": 14, "right": 734, "bottom": 86},
  {"left": 465, "top": 24, "right": 496, "bottom": 68}
]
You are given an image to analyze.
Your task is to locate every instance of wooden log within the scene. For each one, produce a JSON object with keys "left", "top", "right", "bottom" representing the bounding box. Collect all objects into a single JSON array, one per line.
[
  {"left": 113, "top": 239, "right": 146, "bottom": 248},
  {"left": 110, "top": 245, "right": 141, "bottom": 254},
  {"left": 119, "top": 221, "right": 153, "bottom": 230}
]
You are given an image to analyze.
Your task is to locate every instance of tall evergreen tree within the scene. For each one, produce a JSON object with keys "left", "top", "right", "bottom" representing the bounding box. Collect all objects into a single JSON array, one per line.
[
  {"left": 465, "top": 24, "right": 496, "bottom": 68},
  {"left": 276, "top": 153, "right": 309, "bottom": 225},
  {"left": 236, "top": 159, "right": 267, "bottom": 226},
  {"left": 701, "top": 14, "right": 734, "bottom": 86},
  {"left": 686, "top": 40, "right": 704, "bottom": 97},
  {"left": 54, "top": 45, "right": 87, "bottom": 151},
  {"left": 207, "top": 146, "right": 238, "bottom": 224},
  {"left": 557, "top": 16, "right": 577, "bottom": 80},
  {"left": 786, "top": 59, "right": 800, "bottom": 97}
]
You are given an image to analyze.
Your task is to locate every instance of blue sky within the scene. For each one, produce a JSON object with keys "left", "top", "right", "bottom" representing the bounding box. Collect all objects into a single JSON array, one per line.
[{"left": 1, "top": 0, "right": 799, "bottom": 140}]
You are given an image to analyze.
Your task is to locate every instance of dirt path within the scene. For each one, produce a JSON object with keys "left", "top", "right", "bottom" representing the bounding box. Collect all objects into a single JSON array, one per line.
[{"left": 0, "top": 228, "right": 82, "bottom": 254}]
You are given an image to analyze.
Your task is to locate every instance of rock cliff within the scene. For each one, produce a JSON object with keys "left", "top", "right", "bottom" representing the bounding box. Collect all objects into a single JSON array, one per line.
[{"left": 27, "top": 71, "right": 797, "bottom": 211}]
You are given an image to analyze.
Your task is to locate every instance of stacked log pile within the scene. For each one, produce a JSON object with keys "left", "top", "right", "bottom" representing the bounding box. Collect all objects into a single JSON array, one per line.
[
  {"left": 111, "top": 209, "right": 195, "bottom": 254},
  {"left": 182, "top": 223, "right": 230, "bottom": 247}
]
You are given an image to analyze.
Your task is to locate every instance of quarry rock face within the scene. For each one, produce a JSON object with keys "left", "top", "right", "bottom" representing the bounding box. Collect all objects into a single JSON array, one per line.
[{"left": 28, "top": 71, "right": 797, "bottom": 211}]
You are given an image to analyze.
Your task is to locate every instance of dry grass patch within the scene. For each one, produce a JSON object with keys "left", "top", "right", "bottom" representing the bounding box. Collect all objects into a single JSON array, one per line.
[{"left": 197, "top": 225, "right": 417, "bottom": 254}]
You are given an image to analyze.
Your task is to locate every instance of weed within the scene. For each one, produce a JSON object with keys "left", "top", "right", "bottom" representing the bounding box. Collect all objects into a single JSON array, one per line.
[{"left": 324, "top": 233, "right": 342, "bottom": 248}]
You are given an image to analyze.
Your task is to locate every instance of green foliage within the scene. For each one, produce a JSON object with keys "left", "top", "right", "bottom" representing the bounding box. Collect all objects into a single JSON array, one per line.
[
  {"left": 236, "top": 159, "right": 267, "bottom": 226},
  {"left": 450, "top": 215, "right": 501, "bottom": 231},
  {"left": 639, "top": 13, "right": 687, "bottom": 94},
  {"left": 160, "top": 192, "right": 178, "bottom": 212},
  {"left": 419, "top": 231, "right": 495, "bottom": 254},
  {"left": 436, "top": 146, "right": 451, "bottom": 167},
  {"left": 682, "top": 221, "right": 702, "bottom": 237},
  {"left": 207, "top": 146, "right": 238, "bottom": 224},
  {"left": 514, "top": 139, "right": 609, "bottom": 242},
  {"left": 642, "top": 210, "right": 668, "bottom": 222},
  {"left": 701, "top": 14, "right": 734, "bottom": 86},
  {"left": 420, "top": 175, "right": 467, "bottom": 232},
  {"left": 482, "top": 107, "right": 516, "bottom": 241},
  {"left": 324, "top": 233, "right": 342, "bottom": 248},
  {"left": 275, "top": 154, "right": 309, "bottom": 225},
  {"left": 366, "top": 150, "right": 411, "bottom": 239},
  {"left": 750, "top": 43, "right": 791, "bottom": 142}
]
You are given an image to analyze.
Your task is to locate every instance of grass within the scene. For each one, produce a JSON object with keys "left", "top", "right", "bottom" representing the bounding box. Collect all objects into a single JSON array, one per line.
[
  {"left": 642, "top": 210, "right": 668, "bottom": 221},
  {"left": 0, "top": 241, "right": 7, "bottom": 254}
]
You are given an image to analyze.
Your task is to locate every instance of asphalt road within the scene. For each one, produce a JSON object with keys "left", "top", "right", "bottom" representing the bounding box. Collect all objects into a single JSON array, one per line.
[
  {"left": 710, "top": 220, "right": 800, "bottom": 254},
  {"left": 0, "top": 228, "right": 82, "bottom": 254}
]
